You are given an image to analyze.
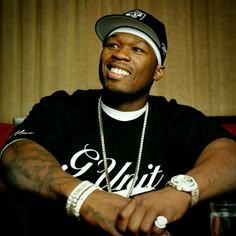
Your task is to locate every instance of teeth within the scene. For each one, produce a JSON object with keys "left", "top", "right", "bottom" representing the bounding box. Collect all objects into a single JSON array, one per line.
[{"left": 110, "top": 67, "right": 129, "bottom": 75}]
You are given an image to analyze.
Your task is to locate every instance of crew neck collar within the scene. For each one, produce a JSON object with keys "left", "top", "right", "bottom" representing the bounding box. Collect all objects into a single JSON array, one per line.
[{"left": 100, "top": 100, "right": 148, "bottom": 121}]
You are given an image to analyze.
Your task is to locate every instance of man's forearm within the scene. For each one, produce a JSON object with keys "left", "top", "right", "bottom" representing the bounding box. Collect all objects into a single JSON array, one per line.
[
  {"left": 0, "top": 139, "right": 81, "bottom": 199},
  {"left": 187, "top": 138, "right": 236, "bottom": 201}
]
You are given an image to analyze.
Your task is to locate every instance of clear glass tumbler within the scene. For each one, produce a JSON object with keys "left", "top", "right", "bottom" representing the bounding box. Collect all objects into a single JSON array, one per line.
[{"left": 210, "top": 201, "right": 236, "bottom": 236}]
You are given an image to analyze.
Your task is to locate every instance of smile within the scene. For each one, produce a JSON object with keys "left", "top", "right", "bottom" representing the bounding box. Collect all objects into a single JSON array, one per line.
[{"left": 110, "top": 67, "right": 130, "bottom": 76}]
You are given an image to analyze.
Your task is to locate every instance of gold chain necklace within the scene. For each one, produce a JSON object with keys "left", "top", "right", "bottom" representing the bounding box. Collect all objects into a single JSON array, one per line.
[{"left": 98, "top": 96, "right": 149, "bottom": 197}]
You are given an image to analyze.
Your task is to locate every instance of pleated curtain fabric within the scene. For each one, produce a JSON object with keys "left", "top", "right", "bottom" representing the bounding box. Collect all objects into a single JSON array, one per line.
[{"left": 0, "top": 0, "right": 235, "bottom": 123}]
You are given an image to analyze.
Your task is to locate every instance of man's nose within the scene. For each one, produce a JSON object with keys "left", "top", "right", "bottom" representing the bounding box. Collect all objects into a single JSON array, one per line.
[{"left": 112, "top": 47, "right": 131, "bottom": 61}]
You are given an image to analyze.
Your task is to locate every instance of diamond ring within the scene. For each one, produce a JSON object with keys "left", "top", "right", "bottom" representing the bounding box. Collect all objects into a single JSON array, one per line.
[{"left": 154, "top": 215, "right": 168, "bottom": 228}]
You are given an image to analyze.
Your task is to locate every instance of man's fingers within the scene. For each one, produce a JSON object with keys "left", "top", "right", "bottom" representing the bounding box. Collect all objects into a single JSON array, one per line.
[{"left": 116, "top": 200, "right": 136, "bottom": 232}]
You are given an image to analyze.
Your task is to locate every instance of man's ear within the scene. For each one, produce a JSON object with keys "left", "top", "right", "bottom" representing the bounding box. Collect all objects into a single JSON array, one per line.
[{"left": 154, "top": 64, "right": 165, "bottom": 81}]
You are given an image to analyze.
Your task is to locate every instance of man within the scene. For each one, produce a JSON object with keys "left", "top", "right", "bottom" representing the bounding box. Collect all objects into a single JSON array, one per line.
[{"left": 0, "top": 9, "right": 235, "bottom": 236}]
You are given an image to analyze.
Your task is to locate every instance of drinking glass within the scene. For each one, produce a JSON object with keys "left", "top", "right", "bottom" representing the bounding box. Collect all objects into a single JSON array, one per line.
[{"left": 210, "top": 201, "right": 236, "bottom": 236}]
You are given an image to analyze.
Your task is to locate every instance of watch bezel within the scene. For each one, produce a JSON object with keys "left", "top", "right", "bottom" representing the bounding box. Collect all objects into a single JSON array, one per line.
[
  {"left": 167, "top": 174, "right": 199, "bottom": 207},
  {"left": 171, "top": 174, "right": 197, "bottom": 192}
]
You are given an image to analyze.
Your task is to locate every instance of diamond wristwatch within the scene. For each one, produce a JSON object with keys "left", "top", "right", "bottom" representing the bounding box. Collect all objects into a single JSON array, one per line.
[{"left": 166, "top": 174, "right": 199, "bottom": 207}]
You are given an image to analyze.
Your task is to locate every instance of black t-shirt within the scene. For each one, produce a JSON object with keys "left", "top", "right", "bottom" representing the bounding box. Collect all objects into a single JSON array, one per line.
[{"left": 2, "top": 89, "right": 235, "bottom": 235}]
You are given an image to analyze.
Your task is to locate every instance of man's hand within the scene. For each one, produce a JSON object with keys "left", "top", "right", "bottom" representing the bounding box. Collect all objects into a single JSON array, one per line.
[
  {"left": 80, "top": 189, "right": 130, "bottom": 236},
  {"left": 116, "top": 187, "right": 191, "bottom": 235}
]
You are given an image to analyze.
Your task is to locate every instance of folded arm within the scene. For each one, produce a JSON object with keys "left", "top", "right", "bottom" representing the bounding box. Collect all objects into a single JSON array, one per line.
[
  {"left": 0, "top": 139, "right": 128, "bottom": 236},
  {"left": 0, "top": 139, "right": 80, "bottom": 199},
  {"left": 187, "top": 137, "right": 236, "bottom": 200},
  {"left": 116, "top": 137, "right": 236, "bottom": 235}
]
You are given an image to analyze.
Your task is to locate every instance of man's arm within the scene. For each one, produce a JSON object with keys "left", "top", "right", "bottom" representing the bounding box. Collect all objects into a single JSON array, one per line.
[
  {"left": 0, "top": 139, "right": 128, "bottom": 236},
  {"left": 0, "top": 139, "right": 80, "bottom": 199},
  {"left": 116, "top": 137, "right": 236, "bottom": 235},
  {"left": 187, "top": 137, "right": 236, "bottom": 200}
]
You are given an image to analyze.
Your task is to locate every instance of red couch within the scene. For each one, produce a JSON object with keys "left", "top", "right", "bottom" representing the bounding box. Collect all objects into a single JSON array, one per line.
[
  {"left": 0, "top": 118, "right": 236, "bottom": 192},
  {"left": 0, "top": 123, "right": 15, "bottom": 150},
  {"left": 0, "top": 123, "right": 15, "bottom": 191}
]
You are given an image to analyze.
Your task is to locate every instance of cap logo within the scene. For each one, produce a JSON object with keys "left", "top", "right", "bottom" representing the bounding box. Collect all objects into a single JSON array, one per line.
[
  {"left": 161, "top": 43, "right": 167, "bottom": 56},
  {"left": 125, "top": 10, "right": 146, "bottom": 21}
]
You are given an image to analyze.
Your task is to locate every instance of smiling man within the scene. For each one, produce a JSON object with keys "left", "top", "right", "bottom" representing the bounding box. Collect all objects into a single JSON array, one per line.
[{"left": 0, "top": 9, "right": 236, "bottom": 236}]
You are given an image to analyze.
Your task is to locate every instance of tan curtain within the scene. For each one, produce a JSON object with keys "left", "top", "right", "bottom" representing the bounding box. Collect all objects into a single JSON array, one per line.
[{"left": 1, "top": 0, "right": 235, "bottom": 123}]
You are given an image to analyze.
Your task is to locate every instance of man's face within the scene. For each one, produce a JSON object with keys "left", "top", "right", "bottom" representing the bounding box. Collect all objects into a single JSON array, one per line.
[{"left": 99, "top": 32, "right": 159, "bottom": 99}]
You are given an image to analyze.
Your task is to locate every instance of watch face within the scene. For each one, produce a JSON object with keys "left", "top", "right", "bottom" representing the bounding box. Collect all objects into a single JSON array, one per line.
[{"left": 172, "top": 175, "right": 197, "bottom": 191}]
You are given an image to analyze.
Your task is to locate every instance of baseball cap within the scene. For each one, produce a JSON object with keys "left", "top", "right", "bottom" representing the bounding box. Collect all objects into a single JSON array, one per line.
[{"left": 95, "top": 9, "right": 168, "bottom": 64}]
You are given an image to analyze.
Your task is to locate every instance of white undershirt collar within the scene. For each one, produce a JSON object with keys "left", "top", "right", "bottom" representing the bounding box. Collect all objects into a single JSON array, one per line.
[{"left": 101, "top": 100, "right": 148, "bottom": 121}]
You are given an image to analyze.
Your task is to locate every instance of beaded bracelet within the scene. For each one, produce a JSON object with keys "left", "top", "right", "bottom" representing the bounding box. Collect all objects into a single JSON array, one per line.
[
  {"left": 66, "top": 180, "right": 94, "bottom": 216},
  {"left": 74, "top": 184, "right": 99, "bottom": 217}
]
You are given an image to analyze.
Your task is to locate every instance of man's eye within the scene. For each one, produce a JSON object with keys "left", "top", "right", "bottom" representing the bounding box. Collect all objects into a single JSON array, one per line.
[
  {"left": 106, "top": 43, "right": 119, "bottom": 48},
  {"left": 133, "top": 47, "right": 144, "bottom": 53}
]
